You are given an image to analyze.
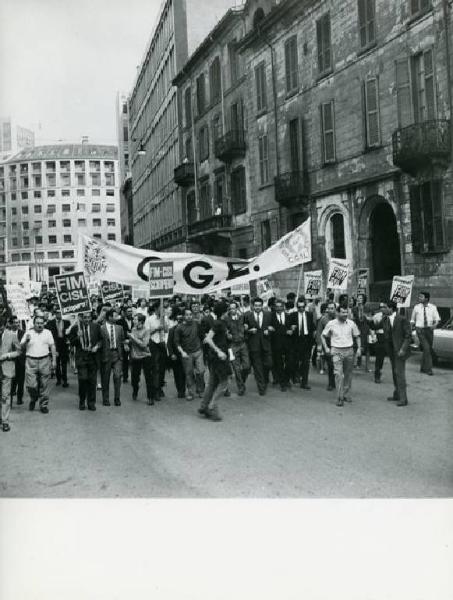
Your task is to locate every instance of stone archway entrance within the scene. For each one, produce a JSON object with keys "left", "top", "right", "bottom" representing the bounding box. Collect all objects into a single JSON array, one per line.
[{"left": 369, "top": 202, "right": 401, "bottom": 300}]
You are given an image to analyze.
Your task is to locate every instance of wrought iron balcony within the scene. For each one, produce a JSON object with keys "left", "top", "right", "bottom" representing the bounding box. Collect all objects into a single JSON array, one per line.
[
  {"left": 214, "top": 129, "right": 246, "bottom": 162},
  {"left": 174, "top": 162, "right": 195, "bottom": 187},
  {"left": 274, "top": 171, "right": 308, "bottom": 208},
  {"left": 188, "top": 214, "right": 233, "bottom": 237},
  {"left": 392, "top": 119, "right": 451, "bottom": 175}
]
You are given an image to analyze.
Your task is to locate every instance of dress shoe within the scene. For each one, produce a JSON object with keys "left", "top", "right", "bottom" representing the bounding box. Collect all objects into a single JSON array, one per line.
[
  {"left": 300, "top": 384, "right": 311, "bottom": 390},
  {"left": 238, "top": 389, "right": 245, "bottom": 396},
  {"left": 79, "top": 403, "right": 86, "bottom": 411},
  {"left": 223, "top": 389, "right": 231, "bottom": 397},
  {"left": 147, "top": 398, "right": 155, "bottom": 406},
  {"left": 387, "top": 396, "right": 398, "bottom": 402},
  {"left": 198, "top": 407, "right": 209, "bottom": 417},
  {"left": 343, "top": 396, "right": 351, "bottom": 403},
  {"left": 17, "top": 398, "right": 24, "bottom": 405},
  {"left": 258, "top": 390, "right": 266, "bottom": 396},
  {"left": 62, "top": 382, "right": 69, "bottom": 388},
  {"left": 396, "top": 401, "right": 408, "bottom": 406},
  {"left": 40, "top": 406, "right": 49, "bottom": 414},
  {"left": 374, "top": 377, "right": 381, "bottom": 384},
  {"left": 88, "top": 405, "right": 96, "bottom": 411},
  {"left": 186, "top": 395, "right": 194, "bottom": 401},
  {"left": 427, "top": 370, "right": 433, "bottom": 376},
  {"left": 327, "top": 385, "right": 335, "bottom": 391},
  {"left": 177, "top": 392, "right": 185, "bottom": 399},
  {"left": 56, "top": 381, "right": 61, "bottom": 386},
  {"left": 336, "top": 398, "right": 344, "bottom": 407},
  {"left": 29, "top": 401, "right": 36, "bottom": 411},
  {"left": 114, "top": 399, "right": 121, "bottom": 407},
  {"left": 103, "top": 400, "right": 111, "bottom": 406},
  {"left": 159, "top": 389, "right": 165, "bottom": 398},
  {"left": 132, "top": 393, "right": 138, "bottom": 401},
  {"left": 207, "top": 408, "right": 222, "bottom": 422},
  {"left": 2, "top": 423, "right": 10, "bottom": 432},
  {"left": 280, "top": 385, "right": 287, "bottom": 392}
]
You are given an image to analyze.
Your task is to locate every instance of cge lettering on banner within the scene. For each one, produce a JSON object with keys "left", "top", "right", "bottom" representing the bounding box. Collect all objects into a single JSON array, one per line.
[
  {"left": 149, "top": 261, "right": 174, "bottom": 298},
  {"left": 54, "top": 271, "right": 91, "bottom": 316}
]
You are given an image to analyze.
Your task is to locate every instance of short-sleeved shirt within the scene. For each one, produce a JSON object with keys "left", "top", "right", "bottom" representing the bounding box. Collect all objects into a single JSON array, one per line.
[
  {"left": 410, "top": 303, "right": 440, "bottom": 328},
  {"left": 25, "top": 328, "right": 55, "bottom": 358},
  {"left": 322, "top": 318, "right": 360, "bottom": 349}
]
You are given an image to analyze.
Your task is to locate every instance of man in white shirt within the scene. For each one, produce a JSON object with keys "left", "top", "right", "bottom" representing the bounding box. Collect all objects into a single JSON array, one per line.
[
  {"left": 21, "top": 316, "right": 57, "bottom": 414},
  {"left": 322, "top": 306, "right": 361, "bottom": 407},
  {"left": 410, "top": 291, "right": 440, "bottom": 375}
]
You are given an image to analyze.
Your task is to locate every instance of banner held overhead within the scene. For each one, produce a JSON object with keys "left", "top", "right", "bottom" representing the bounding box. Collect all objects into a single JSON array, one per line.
[{"left": 54, "top": 271, "right": 91, "bottom": 316}]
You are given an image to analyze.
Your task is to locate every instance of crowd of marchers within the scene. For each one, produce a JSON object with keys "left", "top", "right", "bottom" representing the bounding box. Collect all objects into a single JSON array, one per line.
[{"left": 0, "top": 288, "right": 441, "bottom": 430}]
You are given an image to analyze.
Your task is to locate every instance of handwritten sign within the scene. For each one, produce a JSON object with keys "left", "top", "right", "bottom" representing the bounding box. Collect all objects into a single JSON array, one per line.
[
  {"left": 149, "top": 261, "right": 174, "bottom": 298},
  {"left": 54, "top": 271, "right": 91, "bottom": 316}
]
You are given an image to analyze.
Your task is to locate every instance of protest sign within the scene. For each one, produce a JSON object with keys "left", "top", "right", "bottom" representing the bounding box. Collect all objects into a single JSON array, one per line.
[
  {"left": 230, "top": 282, "right": 250, "bottom": 296},
  {"left": 5, "top": 285, "right": 31, "bottom": 321},
  {"left": 357, "top": 268, "right": 369, "bottom": 297},
  {"left": 6, "top": 265, "right": 31, "bottom": 295},
  {"left": 100, "top": 281, "right": 124, "bottom": 303},
  {"left": 327, "top": 259, "right": 349, "bottom": 290},
  {"left": 132, "top": 286, "right": 150, "bottom": 301},
  {"left": 29, "top": 281, "right": 43, "bottom": 298},
  {"left": 149, "top": 261, "right": 174, "bottom": 298},
  {"left": 390, "top": 275, "right": 414, "bottom": 308},
  {"left": 304, "top": 270, "right": 322, "bottom": 299},
  {"left": 54, "top": 271, "right": 91, "bottom": 316}
]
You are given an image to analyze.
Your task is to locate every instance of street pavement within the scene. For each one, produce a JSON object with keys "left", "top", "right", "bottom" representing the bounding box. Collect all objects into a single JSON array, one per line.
[{"left": 1, "top": 354, "right": 452, "bottom": 498}]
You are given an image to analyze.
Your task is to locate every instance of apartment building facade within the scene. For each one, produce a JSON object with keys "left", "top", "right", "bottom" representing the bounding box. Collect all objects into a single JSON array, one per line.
[
  {"left": 116, "top": 92, "right": 133, "bottom": 244},
  {"left": 173, "top": 6, "right": 254, "bottom": 257},
  {"left": 236, "top": 0, "right": 452, "bottom": 312},
  {"left": 1, "top": 144, "right": 121, "bottom": 284},
  {"left": 128, "top": 0, "right": 241, "bottom": 252}
]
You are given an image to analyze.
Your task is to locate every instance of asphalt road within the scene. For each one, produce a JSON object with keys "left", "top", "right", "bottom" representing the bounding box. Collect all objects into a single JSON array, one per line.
[{"left": 1, "top": 354, "right": 452, "bottom": 498}]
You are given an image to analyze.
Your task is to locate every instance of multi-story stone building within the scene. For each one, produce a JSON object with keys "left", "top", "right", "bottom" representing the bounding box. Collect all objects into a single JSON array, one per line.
[
  {"left": 1, "top": 143, "right": 121, "bottom": 284},
  {"left": 173, "top": 6, "right": 253, "bottom": 257},
  {"left": 128, "top": 0, "right": 242, "bottom": 251},
  {"left": 235, "top": 0, "right": 451, "bottom": 314}
]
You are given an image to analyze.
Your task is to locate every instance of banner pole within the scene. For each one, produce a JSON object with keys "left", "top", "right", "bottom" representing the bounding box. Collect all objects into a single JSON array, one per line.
[
  {"left": 160, "top": 296, "right": 165, "bottom": 343},
  {"left": 296, "top": 266, "right": 304, "bottom": 300}
]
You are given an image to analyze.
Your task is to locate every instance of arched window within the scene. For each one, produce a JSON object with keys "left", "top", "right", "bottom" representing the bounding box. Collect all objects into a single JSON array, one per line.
[
  {"left": 253, "top": 7, "right": 265, "bottom": 29},
  {"left": 330, "top": 213, "right": 346, "bottom": 258}
]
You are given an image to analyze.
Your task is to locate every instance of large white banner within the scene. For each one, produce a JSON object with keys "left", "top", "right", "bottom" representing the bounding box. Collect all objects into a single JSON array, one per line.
[{"left": 77, "top": 218, "right": 311, "bottom": 295}]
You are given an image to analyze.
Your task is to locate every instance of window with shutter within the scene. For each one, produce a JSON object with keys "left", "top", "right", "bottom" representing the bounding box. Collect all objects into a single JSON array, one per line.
[
  {"left": 317, "top": 13, "right": 332, "bottom": 75},
  {"left": 358, "top": 0, "right": 376, "bottom": 48},
  {"left": 414, "top": 50, "right": 436, "bottom": 122},
  {"left": 231, "top": 167, "right": 246, "bottom": 215},
  {"left": 199, "top": 181, "right": 212, "bottom": 220},
  {"left": 395, "top": 58, "right": 414, "bottom": 128},
  {"left": 410, "top": 0, "right": 431, "bottom": 17},
  {"left": 409, "top": 185, "right": 423, "bottom": 252},
  {"left": 184, "top": 88, "right": 192, "bottom": 127},
  {"left": 364, "top": 77, "right": 381, "bottom": 147},
  {"left": 258, "top": 135, "right": 269, "bottom": 185},
  {"left": 410, "top": 180, "right": 446, "bottom": 253},
  {"left": 321, "top": 100, "right": 336, "bottom": 163},
  {"left": 331, "top": 213, "right": 346, "bottom": 258},
  {"left": 284, "top": 36, "right": 299, "bottom": 92},
  {"left": 210, "top": 58, "right": 221, "bottom": 105},
  {"left": 196, "top": 74, "right": 206, "bottom": 115},
  {"left": 255, "top": 62, "right": 267, "bottom": 112}
]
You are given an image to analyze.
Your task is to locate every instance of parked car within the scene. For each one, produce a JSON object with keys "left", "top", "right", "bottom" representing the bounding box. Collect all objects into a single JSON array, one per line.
[{"left": 433, "top": 317, "right": 453, "bottom": 364}]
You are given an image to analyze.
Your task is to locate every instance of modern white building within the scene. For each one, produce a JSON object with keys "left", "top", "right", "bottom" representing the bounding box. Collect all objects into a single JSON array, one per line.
[
  {"left": 1, "top": 143, "right": 121, "bottom": 284},
  {"left": 0, "top": 117, "right": 35, "bottom": 161}
]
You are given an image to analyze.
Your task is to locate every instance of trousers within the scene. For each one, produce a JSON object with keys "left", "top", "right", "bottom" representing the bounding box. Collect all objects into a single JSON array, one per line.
[
  {"left": 230, "top": 342, "right": 250, "bottom": 393},
  {"left": 25, "top": 356, "right": 51, "bottom": 408},
  {"left": 1, "top": 375, "right": 13, "bottom": 425},
  {"left": 131, "top": 356, "right": 153, "bottom": 400},
  {"left": 416, "top": 327, "right": 434, "bottom": 373},
  {"left": 101, "top": 349, "right": 122, "bottom": 402},
  {"left": 181, "top": 349, "right": 205, "bottom": 397},
  {"left": 331, "top": 347, "right": 354, "bottom": 401},
  {"left": 77, "top": 352, "right": 98, "bottom": 407}
]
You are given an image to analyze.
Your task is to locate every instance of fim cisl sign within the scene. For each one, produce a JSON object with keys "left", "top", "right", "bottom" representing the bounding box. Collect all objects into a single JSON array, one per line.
[
  {"left": 54, "top": 271, "right": 91, "bottom": 316},
  {"left": 149, "top": 261, "right": 174, "bottom": 299}
]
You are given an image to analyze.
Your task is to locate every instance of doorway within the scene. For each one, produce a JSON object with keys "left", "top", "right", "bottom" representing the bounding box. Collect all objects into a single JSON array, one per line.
[{"left": 369, "top": 202, "right": 401, "bottom": 300}]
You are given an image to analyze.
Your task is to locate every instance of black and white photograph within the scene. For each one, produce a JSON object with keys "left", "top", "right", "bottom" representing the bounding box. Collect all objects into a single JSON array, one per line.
[{"left": 0, "top": 0, "right": 452, "bottom": 598}]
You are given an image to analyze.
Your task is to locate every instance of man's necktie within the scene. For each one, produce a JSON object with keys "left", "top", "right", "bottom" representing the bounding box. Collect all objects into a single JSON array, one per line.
[
  {"left": 109, "top": 325, "right": 115, "bottom": 349},
  {"left": 423, "top": 306, "right": 428, "bottom": 327},
  {"left": 83, "top": 325, "right": 89, "bottom": 350}
]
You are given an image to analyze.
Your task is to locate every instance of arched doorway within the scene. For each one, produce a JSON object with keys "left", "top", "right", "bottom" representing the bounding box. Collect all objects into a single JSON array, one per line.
[{"left": 369, "top": 203, "right": 401, "bottom": 300}]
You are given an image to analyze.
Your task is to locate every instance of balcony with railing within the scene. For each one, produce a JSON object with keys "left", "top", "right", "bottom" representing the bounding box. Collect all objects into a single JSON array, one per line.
[
  {"left": 214, "top": 129, "right": 246, "bottom": 162},
  {"left": 392, "top": 119, "right": 451, "bottom": 176},
  {"left": 274, "top": 171, "right": 308, "bottom": 208},
  {"left": 174, "top": 162, "right": 195, "bottom": 187},
  {"left": 188, "top": 213, "right": 233, "bottom": 237}
]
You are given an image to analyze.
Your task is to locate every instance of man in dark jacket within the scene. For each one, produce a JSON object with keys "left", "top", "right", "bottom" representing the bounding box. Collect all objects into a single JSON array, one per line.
[
  {"left": 167, "top": 310, "right": 186, "bottom": 399},
  {"left": 270, "top": 299, "right": 292, "bottom": 391},
  {"left": 117, "top": 306, "right": 134, "bottom": 383},
  {"left": 243, "top": 298, "right": 273, "bottom": 396},
  {"left": 288, "top": 297, "right": 316, "bottom": 390},
  {"left": 46, "top": 309, "right": 71, "bottom": 387},
  {"left": 383, "top": 301, "right": 412, "bottom": 407},
  {"left": 69, "top": 312, "right": 101, "bottom": 410}
]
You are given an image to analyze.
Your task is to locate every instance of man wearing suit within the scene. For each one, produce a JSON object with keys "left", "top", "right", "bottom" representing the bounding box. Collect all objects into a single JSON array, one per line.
[
  {"left": 69, "top": 312, "right": 101, "bottom": 411},
  {"left": 0, "top": 318, "right": 21, "bottom": 432},
  {"left": 383, "top": 301, "right": 412, "bottom": 407},
  {"left": 243, "top": 298, "right": 273, "bottom": 396},
  {"left": 118, "top": 306, "right": 134, "bottom": 383},
  {"left": 9, "top": 316, "right": 25, "bottom": 405},
  {"left": 46, "top": 310, "right": 71, "bottom": 387},
  {"left": 270, "top": 299, "right": 293, "bottom": 391},
  {"left": 289, "top": 297, "right": 316, "bottom": 390},
  {"left": 99, "top": 308, "right": 126, "bottom": 406}
]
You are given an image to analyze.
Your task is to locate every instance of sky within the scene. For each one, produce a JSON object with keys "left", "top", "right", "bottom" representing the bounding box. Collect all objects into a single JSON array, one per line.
[{"left": 0, "top": 0, "right": 161, "bottom": 146}]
